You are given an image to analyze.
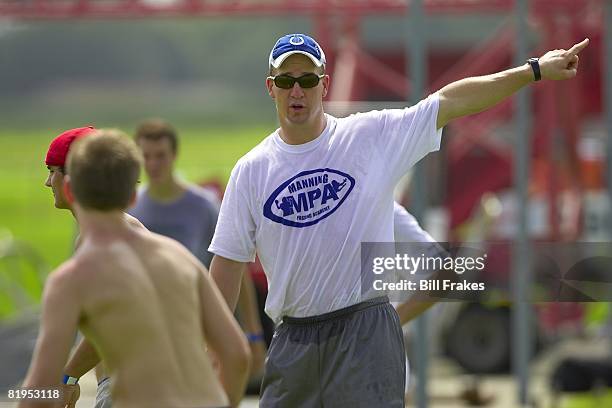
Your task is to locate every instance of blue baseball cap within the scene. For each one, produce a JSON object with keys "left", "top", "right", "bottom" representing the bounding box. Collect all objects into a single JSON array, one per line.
[{"left": 269, "top": 33, "right": 326, "bottom": 69}]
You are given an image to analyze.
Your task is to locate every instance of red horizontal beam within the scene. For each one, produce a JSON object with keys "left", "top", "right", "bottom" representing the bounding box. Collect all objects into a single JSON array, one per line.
[{"left": 0, "top": 0, "right": 592, "bottom": 20}]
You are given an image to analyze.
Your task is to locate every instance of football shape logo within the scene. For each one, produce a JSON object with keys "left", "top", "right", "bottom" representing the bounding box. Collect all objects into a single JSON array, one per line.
[{"left": 264, "top": 168, "right": 355, "bottom": 228}]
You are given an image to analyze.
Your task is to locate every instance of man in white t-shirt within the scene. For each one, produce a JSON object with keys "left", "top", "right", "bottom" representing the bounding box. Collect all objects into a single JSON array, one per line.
[{"left": 209, "top": 33, "right": 589, "bottom": 407}]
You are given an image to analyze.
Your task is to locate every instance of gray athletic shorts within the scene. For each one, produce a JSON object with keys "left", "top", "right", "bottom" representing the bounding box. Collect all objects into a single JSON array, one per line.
[
  {"left": 95, "top": 377, "right": 112, "bottom": 408},
  {"left": 260, "top": 296, "right": 405, "bottom": 408}
]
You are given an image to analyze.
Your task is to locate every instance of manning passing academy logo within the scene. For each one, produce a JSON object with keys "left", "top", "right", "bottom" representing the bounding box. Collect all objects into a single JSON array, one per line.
[{"left": 263, "top": 168, "right": 355, "bottom": 228}]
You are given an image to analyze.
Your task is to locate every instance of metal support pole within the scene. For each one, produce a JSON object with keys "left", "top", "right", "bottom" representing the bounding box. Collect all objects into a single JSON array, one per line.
[
  {"left": 513, "top": 0, "right": 532, "bottom": 405},
  {"left": 606, "top": 0, "right": 612, "bottom": 238},
  {"left": 406, "top": 0, "right": 428, "bottom": 407},
  {"left": 605, "top": 0, "right": 612, "bottom": 355}
]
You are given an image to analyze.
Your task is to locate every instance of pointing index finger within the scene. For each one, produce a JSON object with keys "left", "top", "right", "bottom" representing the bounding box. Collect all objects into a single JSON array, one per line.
[{"left": 568, "top": 38, "right": 589, "bottom": 55}]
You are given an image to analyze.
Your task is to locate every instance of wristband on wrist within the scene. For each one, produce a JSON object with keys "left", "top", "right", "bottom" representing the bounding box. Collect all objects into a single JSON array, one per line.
[
  {"left": 62, "top": 375, "right": 79, "bottom": 385},
  {"left": 527, "top": 57, "right": 541, "bottom": 81},
  {"left": 246, "top": 332, "right": 265, "bottom": 343}
]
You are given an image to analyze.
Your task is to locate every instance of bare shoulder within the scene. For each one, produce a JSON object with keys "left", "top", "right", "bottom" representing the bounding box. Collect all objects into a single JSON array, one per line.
[
  {"left": 153, "top": 233, "right": 209, "bottom": 275},
  {"left": 68, "top": 243, "right": 120, "bottom": 280},
  {"left": 44, "top": 258, "right": 81, "bottom": 296},
  {"left": 49, "top": 257, "right": 78, "bottom": 280},
  {"left": 154, "top": 232, "right": 197, "bottom": 258},
  {"left": 123, "top": 212, "right": 148, "bottom": 231}
]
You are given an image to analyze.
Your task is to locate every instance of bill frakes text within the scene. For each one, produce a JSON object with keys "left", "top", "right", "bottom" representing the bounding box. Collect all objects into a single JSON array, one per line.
[{"left": 373, "top": 279, "right": 485, "bottom": 292}]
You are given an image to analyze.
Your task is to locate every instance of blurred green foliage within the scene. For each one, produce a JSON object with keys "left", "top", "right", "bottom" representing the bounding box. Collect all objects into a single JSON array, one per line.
[{"left": 0, "top": 125, "right": 273, "bottom": 317}]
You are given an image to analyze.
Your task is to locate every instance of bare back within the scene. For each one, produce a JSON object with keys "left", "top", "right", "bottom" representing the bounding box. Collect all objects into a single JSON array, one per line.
[{"left": 74, "top": 228, "right": 228, "bottom": 408}]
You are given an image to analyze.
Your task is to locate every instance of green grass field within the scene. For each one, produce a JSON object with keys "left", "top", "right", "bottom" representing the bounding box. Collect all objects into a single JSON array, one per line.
[{"left": 0, "top": 126, "right": 273, "bottom": 318}]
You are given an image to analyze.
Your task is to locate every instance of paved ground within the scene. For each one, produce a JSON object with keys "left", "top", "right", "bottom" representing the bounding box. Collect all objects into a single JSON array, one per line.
[{"left": 0, "top": 316, "right": 38, "bottom": 400}]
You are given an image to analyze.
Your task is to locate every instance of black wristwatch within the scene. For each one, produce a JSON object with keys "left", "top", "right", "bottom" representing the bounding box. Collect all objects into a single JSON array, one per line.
[{"left": 527, "top": 58, "right": 541, "bottom": 81}]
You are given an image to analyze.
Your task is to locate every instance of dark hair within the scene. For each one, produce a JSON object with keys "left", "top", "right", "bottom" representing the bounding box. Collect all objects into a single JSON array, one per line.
[
  {"left": 134, "top": 118, "right": 178, "bottom": 153},
  {"left": 67, "top": 129, "right": 142, "bottom": 211}
]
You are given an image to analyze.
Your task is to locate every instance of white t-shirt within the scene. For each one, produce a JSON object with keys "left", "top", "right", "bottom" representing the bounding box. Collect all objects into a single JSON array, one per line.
[
  {"left": 210, "top": 93, "right": 443, "bottom": 323},
  {"left": 393, "top": 202, "right": 435, "bottom": 243}
]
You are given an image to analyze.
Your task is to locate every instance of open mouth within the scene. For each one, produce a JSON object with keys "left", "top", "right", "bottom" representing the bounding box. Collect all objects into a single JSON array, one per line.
[{"left": 290, "top": 103, "right": 305, "bottom": 111}]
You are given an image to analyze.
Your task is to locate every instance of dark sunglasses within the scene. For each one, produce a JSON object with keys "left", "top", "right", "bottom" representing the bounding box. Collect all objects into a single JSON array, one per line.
[{"left": 268, "top": 73, "right": 325, "bottom": 89}]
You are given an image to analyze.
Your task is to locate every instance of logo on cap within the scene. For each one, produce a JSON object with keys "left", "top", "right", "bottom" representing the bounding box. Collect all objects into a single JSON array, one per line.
[
  {"left": 289, "top": 35, "right": 305, "bottom": 46},
  {"left": 269, "top": 33, "right": 326, "bottom": 69}
]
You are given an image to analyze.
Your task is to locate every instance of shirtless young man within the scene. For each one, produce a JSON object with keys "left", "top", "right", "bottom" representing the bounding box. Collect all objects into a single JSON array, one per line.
[{"left": 20, "top": 129, "right": 250, "bottom": 408}]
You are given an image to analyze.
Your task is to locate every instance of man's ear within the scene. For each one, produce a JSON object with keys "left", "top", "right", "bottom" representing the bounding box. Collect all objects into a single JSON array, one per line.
[
  {"left": 62, "top": 175, "right": 75, "bottom": 205},
  {"left": 266, "top": 77, "right": 275, "bottom": 99},
  {"left": 322, "top": 75, "right": 330, "bottom": 98}
]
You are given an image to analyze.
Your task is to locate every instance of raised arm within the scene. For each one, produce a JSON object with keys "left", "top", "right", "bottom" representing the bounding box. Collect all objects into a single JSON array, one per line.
[
  {"left": 436, "top": 38, "right": 589, "bottom": 129},
  {"left": 19, "top": 264, "right": 80, "bottom": 408},
  {"left": 210, "top": 254, "right": 247, "bottom": 312}
]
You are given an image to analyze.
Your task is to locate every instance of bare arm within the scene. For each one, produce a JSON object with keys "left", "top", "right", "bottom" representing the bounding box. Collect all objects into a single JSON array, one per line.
[
  {"left": 19, "top": 264, "right": 80, "bottom": 408},
  {"left": 236, "top": 271, "right": 267, "bottom": 377},
  {"left": 210, "top": 255, "right": 247, "bottom": 312},
  {"left": 197, "top": 259, "right": 251, "bottom": 407},
  {"left": 436, "top": 38, "right": 589, "bottom": 129},
  {"left": 237, "top": 272, "right": 264, "bottom": 337},
  {"left": 63, "top": 337, "right": 101, "bottom": 378},
  {"left": 396, "top": 298, "right": 436, "bottom": 326}
]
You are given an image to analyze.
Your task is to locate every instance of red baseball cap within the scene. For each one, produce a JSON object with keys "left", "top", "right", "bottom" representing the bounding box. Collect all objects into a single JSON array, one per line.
[{"left": 45, "top": 126, "right": 96, "bottom": 168}]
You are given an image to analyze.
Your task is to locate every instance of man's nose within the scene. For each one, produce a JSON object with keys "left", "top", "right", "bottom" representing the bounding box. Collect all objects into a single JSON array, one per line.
[
  {"left": 44, "top": 174, "right": 52, "bottom": 187},
  {"left": 289, "top": 82, "right": 305, "bottom": 97}
]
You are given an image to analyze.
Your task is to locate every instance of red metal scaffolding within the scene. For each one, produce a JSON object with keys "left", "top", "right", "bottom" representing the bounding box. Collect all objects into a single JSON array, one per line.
[
  {"left": 0, "top": 0, "right": 590, "bottom": 19},
  {"left": 1, "top": 0, "right": 605, "bottom": 238}
]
